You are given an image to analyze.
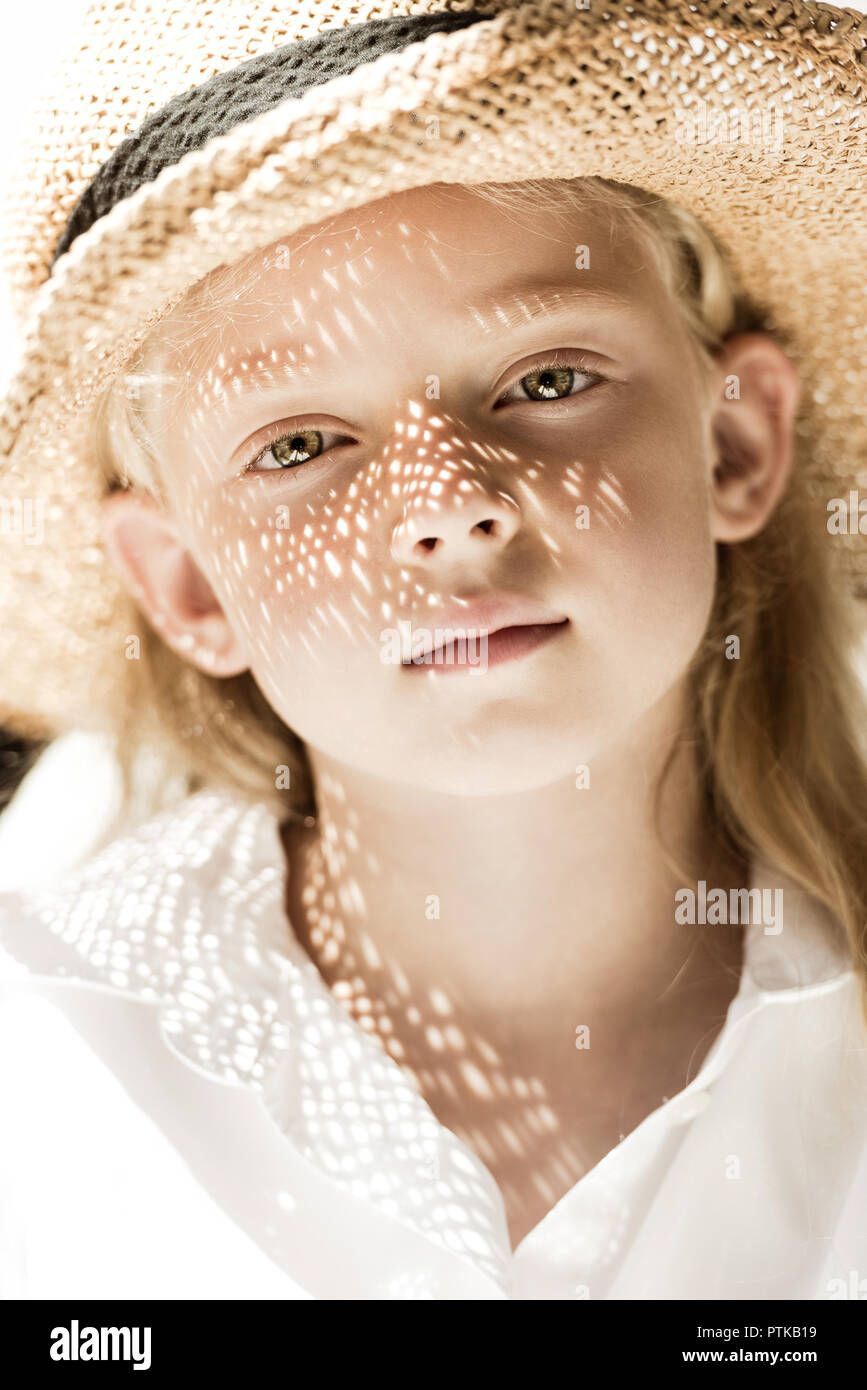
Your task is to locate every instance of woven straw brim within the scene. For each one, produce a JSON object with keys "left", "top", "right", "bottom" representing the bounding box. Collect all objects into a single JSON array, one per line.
[{"left": 1, "top": 0, "right": 866, "bottom": 741}]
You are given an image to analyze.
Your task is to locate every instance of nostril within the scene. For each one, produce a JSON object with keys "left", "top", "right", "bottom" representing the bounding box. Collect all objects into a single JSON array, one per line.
[
  {"left": 476, "top": 519, "right": 496, "bottom": 535},
  {"left": 418, "top": 537, "right": 438, "bottom": 552}
]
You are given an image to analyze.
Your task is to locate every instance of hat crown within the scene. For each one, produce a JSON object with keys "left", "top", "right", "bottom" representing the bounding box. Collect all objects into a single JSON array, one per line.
[{"left": 0, "top": 0, "right": 504, "bottom": 333}]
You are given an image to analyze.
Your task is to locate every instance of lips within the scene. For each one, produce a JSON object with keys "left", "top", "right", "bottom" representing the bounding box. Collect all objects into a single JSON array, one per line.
[{"left": 399, "top": 592, "right": 569, "bottom": 667}]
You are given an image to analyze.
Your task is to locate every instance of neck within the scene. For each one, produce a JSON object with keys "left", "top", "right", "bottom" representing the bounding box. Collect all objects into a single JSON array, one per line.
[{"left": 281, "top": 682, "right": 747, "bottom": 1056}]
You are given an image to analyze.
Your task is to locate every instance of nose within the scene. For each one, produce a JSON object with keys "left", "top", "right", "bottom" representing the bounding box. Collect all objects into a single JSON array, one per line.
[{"left": 390, "top": 472, "right": 522, "bottom": 566}]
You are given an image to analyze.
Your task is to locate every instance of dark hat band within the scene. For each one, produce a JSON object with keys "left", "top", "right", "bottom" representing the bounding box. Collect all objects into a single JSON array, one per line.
[{"left": 51, "top": 9, "right": 491, "bottom": 267}]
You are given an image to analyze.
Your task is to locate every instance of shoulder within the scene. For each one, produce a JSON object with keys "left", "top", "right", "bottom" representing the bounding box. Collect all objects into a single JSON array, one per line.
[
  {"left": 0, "top": 783, "right": 291, "bottom": 1011},
  {"left": 0, "top": 777, "right": 321, "bottom": 1103}
]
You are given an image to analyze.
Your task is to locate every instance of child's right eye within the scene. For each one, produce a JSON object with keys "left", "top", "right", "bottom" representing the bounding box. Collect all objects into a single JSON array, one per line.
[{"left": 241, "top": 425, "right": 350, "bottom": 477}]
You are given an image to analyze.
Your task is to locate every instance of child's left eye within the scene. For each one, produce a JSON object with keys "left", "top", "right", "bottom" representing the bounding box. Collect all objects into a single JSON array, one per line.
[{"left": 495, "top": 356, "right": 607, "bottom": 407}]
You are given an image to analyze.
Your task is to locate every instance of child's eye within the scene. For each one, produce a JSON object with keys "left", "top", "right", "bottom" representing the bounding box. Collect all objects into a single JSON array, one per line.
[
  {"left": 241, "top": 426, "right": 347, "bottom": 476},
  {"left": 495, "top": 354, "right": 608, "bottom": 407}
]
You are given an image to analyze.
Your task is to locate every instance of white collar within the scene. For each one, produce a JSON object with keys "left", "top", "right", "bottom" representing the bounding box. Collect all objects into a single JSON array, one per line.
[{"left": 0, "top": 784, "right": 854, "bottom": 1288}]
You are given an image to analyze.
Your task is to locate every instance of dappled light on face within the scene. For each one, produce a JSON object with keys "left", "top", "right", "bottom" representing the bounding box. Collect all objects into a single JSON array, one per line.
[
  {"left": 137, "top": 176, "right": 716, "bottom": 796},
  {"left": 150, "top": 185, "right": 663, "bottom": 792}
]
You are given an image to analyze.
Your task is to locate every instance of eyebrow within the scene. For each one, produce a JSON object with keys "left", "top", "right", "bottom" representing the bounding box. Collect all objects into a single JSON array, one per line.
[
  {"left": 467, "top": 280, "right": 635, "bottom": 331},
  {"left": 194, "top": 279, "right": 635, "bottom": 406}
]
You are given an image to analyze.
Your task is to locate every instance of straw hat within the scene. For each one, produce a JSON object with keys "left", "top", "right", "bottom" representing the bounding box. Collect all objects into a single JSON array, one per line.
[{"left": 1, "top": 0, "right": 865, "bottom": 744}]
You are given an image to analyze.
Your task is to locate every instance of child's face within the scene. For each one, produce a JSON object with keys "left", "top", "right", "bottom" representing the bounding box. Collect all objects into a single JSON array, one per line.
[{"left": 114, "top": 184, "right": 740, "bottom": 793}]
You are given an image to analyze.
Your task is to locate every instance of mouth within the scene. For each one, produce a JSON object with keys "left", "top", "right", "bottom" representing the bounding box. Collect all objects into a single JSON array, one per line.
[{"left": 401, "top": 617, "right": 570, "bottom": 674}]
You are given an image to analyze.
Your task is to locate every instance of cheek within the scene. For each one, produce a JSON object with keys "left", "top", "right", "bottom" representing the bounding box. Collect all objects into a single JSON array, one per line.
[
  {"left": 624, "top": 383, "right": 715, "bottom": 593},
  {"left": 568, "top": 380, "right": 717, "bottom": 692},
  {"left": 582, "top": 368, "right": 713, "bottom": 571},
  {"left": 180, "top": 482, "right": 385, "bottom": 697}
]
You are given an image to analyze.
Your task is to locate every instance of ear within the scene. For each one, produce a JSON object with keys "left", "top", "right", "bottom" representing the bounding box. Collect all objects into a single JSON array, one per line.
[
  {"left": 708, "top": 332, "right": 801, "bottom": 543},
  {"left": 100, "top": 490, "right": 249, "bottom": 677}
]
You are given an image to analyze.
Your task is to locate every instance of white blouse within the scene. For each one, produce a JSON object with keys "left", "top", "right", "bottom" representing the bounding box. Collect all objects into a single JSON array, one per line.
[{"left": 1, "top": 779, "right": 865, "bottom": 1301}]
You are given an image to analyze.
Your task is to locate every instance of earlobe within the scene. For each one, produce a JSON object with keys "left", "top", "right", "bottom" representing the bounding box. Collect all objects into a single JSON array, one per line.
[
  {"left": 99, "top": 490, "right": 249, "bottom": 677},
  {"left": 708, "top": 333, "right": 801, "bottom": 544}
]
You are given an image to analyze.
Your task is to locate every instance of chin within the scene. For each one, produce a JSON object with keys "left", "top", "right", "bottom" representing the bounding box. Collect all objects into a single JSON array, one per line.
[{"left": 396, "top": 733, "right": 607, "bottom": 798}]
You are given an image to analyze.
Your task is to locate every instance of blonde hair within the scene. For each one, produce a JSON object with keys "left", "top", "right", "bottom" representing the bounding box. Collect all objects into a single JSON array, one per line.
[{"left": 92, "top": 176, "right": 867, "bottom": 1019}]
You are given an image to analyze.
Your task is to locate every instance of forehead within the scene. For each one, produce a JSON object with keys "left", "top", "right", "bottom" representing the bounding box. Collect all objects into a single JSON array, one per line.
[{"left": 155, "top": 182, "right": 663, "bottom": 383}]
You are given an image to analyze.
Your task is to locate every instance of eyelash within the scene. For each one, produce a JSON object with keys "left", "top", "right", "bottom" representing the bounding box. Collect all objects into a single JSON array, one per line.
[{"left": 239, "top": 351, "right": 609, "bottom": 478}]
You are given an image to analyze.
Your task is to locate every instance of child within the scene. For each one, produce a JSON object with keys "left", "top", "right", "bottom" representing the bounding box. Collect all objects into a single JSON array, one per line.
[{"left": 1, "top": 0, "right": 866, "bottom": 1300}]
